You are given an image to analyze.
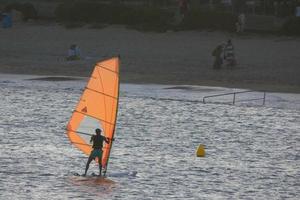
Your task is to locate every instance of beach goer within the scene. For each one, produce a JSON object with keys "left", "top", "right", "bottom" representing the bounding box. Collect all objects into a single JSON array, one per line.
[
  {"left": 224, "top": 39, "right": 236, "bottom": 67},
  {"left": 67, "top": 44, "right": 81, "bottom": 61},
  {"left": 178, "top": 0, "right": 189, "bottom": 19},
  {"left": 238, "top": 13, "right": 246, "bottom": 33},
  {"left": 84, "top": 128, "right": 109, "bottom": 176},
  {"left": 212, "top": 44, "right": 224, "bottom": 69},
  {"left": 2, "top": 10, "right": 12, "bottom": 28},
  {"left": 237, "top": 13, "right": 245, "bottom": 33}
]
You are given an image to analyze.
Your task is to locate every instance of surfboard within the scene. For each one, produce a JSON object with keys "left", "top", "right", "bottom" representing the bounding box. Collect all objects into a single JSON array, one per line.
[{"left": 69, "top": 174, "right": 115, "bottom": 186}]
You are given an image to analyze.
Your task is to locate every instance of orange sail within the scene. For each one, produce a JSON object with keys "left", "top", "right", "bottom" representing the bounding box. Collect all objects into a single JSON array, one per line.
[{"left": 66, "top": 57, "right": 120, "bottom": 173}]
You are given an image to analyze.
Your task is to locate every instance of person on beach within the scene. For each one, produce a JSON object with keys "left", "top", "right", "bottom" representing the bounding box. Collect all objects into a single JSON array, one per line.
[
  {"left": 224, "top": 39, "right": 236, "bottom": 67},
  {"left": 84, "top": 128, "right": 110, "bottom": 176},
  {"left": 2, "top": 8, "right": 12, "bottom": 28},
  {"left": 212, "top": 44, "right": 224, "bottom": 69},
  {"left": 178, "top": 0, "right": 189, "bottom": 19},
  {"left": 67, "top": 44, "right": 81, "bottom": 61},
  {"left": 236, "top": 13, "right": 245, "bottom": 33}
]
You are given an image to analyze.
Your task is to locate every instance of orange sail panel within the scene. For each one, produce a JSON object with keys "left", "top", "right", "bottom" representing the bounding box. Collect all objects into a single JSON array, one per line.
[{"left": 66, "top": 57, "right": 120, "bottom": 169}]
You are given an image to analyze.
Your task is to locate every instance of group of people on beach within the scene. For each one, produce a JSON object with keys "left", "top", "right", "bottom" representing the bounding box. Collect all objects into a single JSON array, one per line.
[{"left": 212, "top": 39, "right": 236, "bottom": 69}]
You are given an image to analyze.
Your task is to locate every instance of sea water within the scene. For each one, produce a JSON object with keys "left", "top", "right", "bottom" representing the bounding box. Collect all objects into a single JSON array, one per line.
[{"left": 0, "top": 74, "right": 299, "bottom": 200}]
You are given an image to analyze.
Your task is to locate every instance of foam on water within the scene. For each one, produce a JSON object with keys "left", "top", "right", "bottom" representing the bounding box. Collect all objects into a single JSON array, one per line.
[{"left": 0, "top": 74, "right": 299, "bottom": 200}]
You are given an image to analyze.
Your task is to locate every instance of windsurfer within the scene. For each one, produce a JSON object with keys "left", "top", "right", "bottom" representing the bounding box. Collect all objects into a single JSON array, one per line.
[{"left": 84, "top": 128, "right": 109, "bottom": 176}]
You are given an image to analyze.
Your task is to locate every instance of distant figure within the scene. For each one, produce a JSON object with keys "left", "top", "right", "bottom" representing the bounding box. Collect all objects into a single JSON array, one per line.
[
  {"left": 2, "top": 11, "right": 12, "bottom": 28},
  {"left": 178, "top": 0, "right": 189, "bottom": 19},
  {"left": 274, "top": 1, "right": 279, "bottom": 16},
  {"left": 296, "top": 6, "right": 300, "bottom": 17},
  {"left": 236, "top": 13, "right": 246, "bottom": 33},
  {"left": 212, "top": 44, "right": 224, "bottom": 69},
  {"left": 224, "top": 39, "right": 236, "bottom": 67},
  {"left": 67, "top": 44, "right": 81, "bottom": 61},
  {"left": 84, "top": 128, "right": 110, "bottom": 176}
]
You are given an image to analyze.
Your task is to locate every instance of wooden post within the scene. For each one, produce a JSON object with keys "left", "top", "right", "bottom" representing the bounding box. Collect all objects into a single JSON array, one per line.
[
  {"left": 233, "top": 93, "right": 236, "bottom": 105},
  {"left": 263, "top": 92, "right": 266, "bottom": 105}
]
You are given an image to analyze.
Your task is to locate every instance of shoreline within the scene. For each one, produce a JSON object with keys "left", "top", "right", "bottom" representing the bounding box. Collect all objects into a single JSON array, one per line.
[
  {"left": 0, "top": 23, "right": 299, "bottom": 94},
  {"left": 1, "top": 72, "right": 299, "bottom": 94}
]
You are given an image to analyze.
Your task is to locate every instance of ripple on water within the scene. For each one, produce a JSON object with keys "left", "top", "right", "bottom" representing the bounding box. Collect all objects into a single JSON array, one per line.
[{"left": 1, "top": 79, "right": 300, "bottom": 199}]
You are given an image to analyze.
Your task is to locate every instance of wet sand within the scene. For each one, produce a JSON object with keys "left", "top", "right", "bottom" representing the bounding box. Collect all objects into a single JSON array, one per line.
[
  {"left": 0, "top": 22, "right": 299, "bottom": 93},
  {"left": 27, "top": 76, "right": 82, "bottom": 81}
]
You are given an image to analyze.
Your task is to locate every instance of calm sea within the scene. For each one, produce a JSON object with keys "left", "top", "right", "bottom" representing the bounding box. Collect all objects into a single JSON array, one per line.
[{"left": 1, "top": 74, "right": 299, "bottom": 200}]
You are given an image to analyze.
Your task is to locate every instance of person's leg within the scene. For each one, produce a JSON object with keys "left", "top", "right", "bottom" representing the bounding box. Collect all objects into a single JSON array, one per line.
[
  {"left": 97, "top": 150, "right": 104, "bottom": 176},
  {"left": 84, "top": 155, "right": 93, "bottom": 176},
  {"left": 98, "top": 156, "right": 102, "bottom": 176}
]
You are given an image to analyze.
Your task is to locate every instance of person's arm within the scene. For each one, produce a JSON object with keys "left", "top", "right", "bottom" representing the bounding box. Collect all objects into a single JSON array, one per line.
[
  {"left": 105, "top": 137, "right": 109, "bottom": 144},
  {"left": 90, "top": 135, "right": 94, "bottom": 143}
]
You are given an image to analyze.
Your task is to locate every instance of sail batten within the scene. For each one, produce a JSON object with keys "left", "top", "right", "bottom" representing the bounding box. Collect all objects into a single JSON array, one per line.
[
  {"left": 96, "top": 64, "right": 119, "bottom": 74},
  {"left": 73, "top": 110, "right": 116, "bottom": 126},
  {"left": 66, "top": 57, "right": 120, "bottom": 173},
  {"left": 85, "top": 87, "right": 118, "bottom": 100}
]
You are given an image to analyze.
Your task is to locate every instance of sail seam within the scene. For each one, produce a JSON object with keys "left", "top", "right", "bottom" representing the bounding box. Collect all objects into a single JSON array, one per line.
[
  {"left": 96, "top": 64, "right": 119, "bottom": 74},
  {"left": 85, "top": 87, "right": 118, "bottom": 100},
  {"left": 74, "top": 110, "right": 115, "bottom": 126}
]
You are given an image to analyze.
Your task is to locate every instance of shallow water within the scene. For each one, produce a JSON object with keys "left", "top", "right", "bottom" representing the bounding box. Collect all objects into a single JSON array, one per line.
[{"left": 1, "top": 74, "right": 299, "bottom": 200}]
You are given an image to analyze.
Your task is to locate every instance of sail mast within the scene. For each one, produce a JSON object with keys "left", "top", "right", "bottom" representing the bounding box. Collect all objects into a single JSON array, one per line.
[{"left": 104, "top": 58, "right": 120, "bottom": 175}]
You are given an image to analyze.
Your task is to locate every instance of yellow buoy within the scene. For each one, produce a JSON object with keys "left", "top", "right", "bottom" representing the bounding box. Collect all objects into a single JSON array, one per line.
[{"left": 196, "top": 144, "right": 205, "bottom": 157}]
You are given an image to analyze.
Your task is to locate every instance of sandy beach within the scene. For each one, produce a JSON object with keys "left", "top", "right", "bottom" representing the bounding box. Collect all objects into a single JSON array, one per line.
[{"left": 0, "top": 22, "right": 299, "bottom": 93}]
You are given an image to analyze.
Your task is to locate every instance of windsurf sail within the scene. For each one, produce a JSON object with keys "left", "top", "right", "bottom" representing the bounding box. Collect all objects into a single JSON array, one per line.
[{"left": 66, "top": 57, "right": 120, "bottom": 175}]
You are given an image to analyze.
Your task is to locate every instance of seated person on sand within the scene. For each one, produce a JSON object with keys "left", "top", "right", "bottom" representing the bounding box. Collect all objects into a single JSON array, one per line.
[{"left": 67, "top": 44, "right": 81, "bottom": 61}]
